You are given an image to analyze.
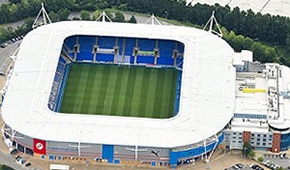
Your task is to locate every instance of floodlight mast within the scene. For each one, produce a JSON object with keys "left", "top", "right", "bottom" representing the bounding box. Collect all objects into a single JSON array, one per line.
[
  {"left": 32, "top": 3, "right": 52, "bottom": 29},
  {"left": 145, "top": 14, "right": 162, "bottom": 25},
  {"left": 203, "top": 11, "right": 223, "bottom": 38},
  {"left": 95, "top": 11, "right": 112, "bottom": 22}
]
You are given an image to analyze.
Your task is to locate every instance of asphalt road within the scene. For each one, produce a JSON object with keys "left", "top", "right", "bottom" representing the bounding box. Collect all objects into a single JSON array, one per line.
[
  {"left": 0, "top": 0, "right": 8, "bottom": 4},
  {"left": 0, "top": 41, "right": 21, "bottom": 61},
  {"left": 0, "top": 41, "right": 21, "bottom": 73},
  {"left": 0, "top": 41, "right": 27, "bottom": 169}
]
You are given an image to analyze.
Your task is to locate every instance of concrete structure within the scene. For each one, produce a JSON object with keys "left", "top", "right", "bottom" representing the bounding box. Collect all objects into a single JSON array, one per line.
[
  {"left": 1, "top": 21, "right": 236, "bottom": 167},
  {"left": 224, "top": 63, "right": 290, "bottom": 152}
]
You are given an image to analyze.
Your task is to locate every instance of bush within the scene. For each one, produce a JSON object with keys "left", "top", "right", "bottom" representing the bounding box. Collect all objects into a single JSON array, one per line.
[
  {"left": 128, "top": 15, "right": 137, "bottom": 23},
  {"left": 249, "top": 151, "right": 255, "bottom": 158},
  {"left": 257, "top": 157, "right": 264, "bottom": 162},
  {"left": 72, "top": 17, "right": 80, "bottom": 20},
  {"left": 0, "top": 164, "right": 14, "bottom": 170}
]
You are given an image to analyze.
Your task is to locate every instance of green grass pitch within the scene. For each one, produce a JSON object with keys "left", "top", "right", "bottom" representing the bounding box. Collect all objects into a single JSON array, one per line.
[{"left": 60, "top": 64, "right": 178, "bottom": 118}]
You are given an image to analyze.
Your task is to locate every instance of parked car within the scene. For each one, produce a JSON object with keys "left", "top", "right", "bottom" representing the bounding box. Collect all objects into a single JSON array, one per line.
[
  {"left": 10, "top": 149, "right": 17, "bottom": 155},
  {"left": 231, "top": 165, "right": 240, "bottom": 169},
  {"left": 236, "top": 163, "right": 245, "bottom": 168},
  {"left": 25, "top": 162, "right": 31, "bottom": 167},
  {"left": 16, "top": 156, "right": 24, "bottom": 165},
  {"left": 279, "top": 153, "right": 284, "bottom": 159},
  {"left": 250, "top": 164, "right": 258, "bottom": 168}
]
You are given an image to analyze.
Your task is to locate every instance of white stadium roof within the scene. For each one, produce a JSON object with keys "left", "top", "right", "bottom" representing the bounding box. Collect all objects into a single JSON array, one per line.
[
  {"left": 1, "top": 21, "right": 236, "bottom": 148},
  {"left": 189, "top": 0, "right": 290, "bottom": 18}
]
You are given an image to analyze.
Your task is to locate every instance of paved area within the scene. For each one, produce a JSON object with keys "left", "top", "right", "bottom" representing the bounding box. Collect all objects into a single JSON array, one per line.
[{"left": 183, "top": 151, "right": 270, "bottom": 170}]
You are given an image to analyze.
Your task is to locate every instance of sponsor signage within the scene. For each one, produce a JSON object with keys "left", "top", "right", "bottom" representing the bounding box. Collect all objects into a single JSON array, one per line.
[{"left": 33, "top": 139, "right": 46, "bottom": 154}]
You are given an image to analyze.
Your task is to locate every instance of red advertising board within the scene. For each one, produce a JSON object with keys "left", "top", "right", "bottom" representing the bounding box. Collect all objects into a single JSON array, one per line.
[{"left": 33, "top": 138, "right": 46, "bottom": 155}]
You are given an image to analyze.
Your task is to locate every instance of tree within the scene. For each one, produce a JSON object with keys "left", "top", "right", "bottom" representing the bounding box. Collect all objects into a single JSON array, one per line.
[
  {"left": 242, "top": 141, "right": 252, "bottom": 157},
  {"left": 128, "top": 15, "right": 137, "bottom": 23},
  {"left": 231, "top": 35, "right": 245, "bottom": 52},
  {"left": 244, "top": 37, "right": 254, "bottom": 49},
  {"left": 104, "top": 9, "right": 113, "bottom": 20},
  {"left": 49, "top": 11, "right": 59, "bottom": 22},
  {"left": 113, "top": 11, "right": 125, "bottom": 22},
  {"left": 9, "top": 0, "right": 22, "bottom": 3},
  {"left": 0, "top": 4, "right": 10, "bottom": 23},
  {"left": 58, "top": 8, "right": 70, "bottom": 21},
  {"left": 80, "top": 10, "right": 90, "bottom": 20},
  {"left": 23, "top": 17, "right": 34, "bottom": 32},
  {"left": 92, "top": 10, "right": 100, "bottom": 21},
  {"left": 250, "top": 42, "right": 264, "bottom": 61}
]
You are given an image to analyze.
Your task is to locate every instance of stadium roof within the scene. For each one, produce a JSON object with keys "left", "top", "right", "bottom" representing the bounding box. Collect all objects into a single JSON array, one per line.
[
  {"left": 1, "top": 21, "right": 236, "bottom": 148},
  {"left": 189, "top": 0, "right": 290, "bottom": 18}
]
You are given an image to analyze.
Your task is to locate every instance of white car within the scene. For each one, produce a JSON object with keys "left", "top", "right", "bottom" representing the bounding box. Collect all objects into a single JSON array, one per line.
[{"left": 16, "top": 156, "right": 24, "bottom": 165}]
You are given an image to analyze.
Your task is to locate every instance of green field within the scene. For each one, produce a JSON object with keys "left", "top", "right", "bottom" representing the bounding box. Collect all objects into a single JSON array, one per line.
[{"left": 60, "top": 64, "right": 178, "bottom": 118}]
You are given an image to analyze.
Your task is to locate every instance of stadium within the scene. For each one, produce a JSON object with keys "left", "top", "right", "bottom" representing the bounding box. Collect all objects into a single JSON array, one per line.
[{"left": 1, "top": 20, "right": 236, "bottom": 167}]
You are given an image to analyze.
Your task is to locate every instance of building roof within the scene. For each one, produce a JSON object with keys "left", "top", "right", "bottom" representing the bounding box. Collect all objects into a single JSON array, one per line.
[
  {"left": 1, "top": 21, "right": 236, "bottom": 148},
  {"left": 268, "top": 65, "right": 290, "bottom": 130}
]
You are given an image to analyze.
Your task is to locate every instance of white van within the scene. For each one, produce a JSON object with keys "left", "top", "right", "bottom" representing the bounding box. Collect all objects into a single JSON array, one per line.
[{"left": 49, "top": 164, "right": 70, "bottom": 170}]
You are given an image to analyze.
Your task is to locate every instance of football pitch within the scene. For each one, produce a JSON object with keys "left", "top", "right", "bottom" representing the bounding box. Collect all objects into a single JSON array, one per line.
[{"left": 60, "top": 64, "right": 178, "bottom": 118}]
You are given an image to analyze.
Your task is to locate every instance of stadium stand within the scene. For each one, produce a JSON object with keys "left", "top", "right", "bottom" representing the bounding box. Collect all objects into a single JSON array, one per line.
[
  {"left": 48, "top": 57, "right": 70, "bottom": 111},
  {"left": 96, "top": 36, "right": 117, "bottom": 62},
  {"left": 62, "top": 35, "right": 184, "bottom": 66},
  {"left": 77, "top": 36, "right": 95, "bottom": 61},
  {"left": 136, "top": 39, "right": 156, "bottom": 64}
]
